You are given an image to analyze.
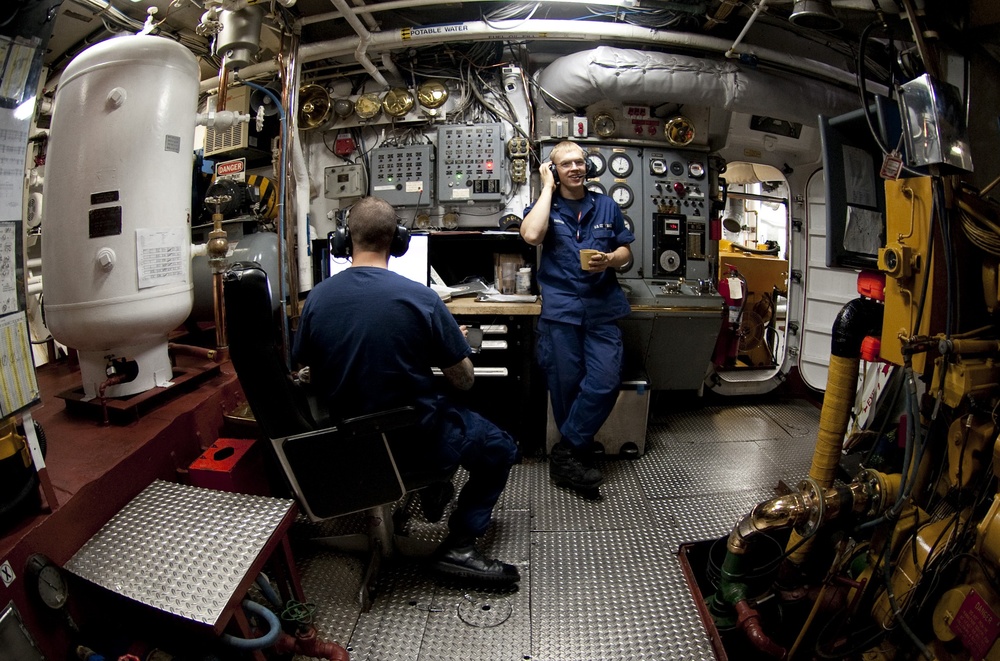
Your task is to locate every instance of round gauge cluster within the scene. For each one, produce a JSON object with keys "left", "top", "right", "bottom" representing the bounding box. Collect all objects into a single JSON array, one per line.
[
  {"left": 586, "top": 181, "right": 606, "bottom": 195},
  {"left": 587, "top": 153, "right": 606, "bottom": 177}
]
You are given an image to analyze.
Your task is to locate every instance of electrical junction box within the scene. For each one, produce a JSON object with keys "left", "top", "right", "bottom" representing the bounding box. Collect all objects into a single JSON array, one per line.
[
  {"left": 437, "top": 123, "right": 504, "bottom": 202},
  {"left": 371, "top": 144, "right": 435, "bottom": 206},
  {"left": 573, "top": 115, "right": 588, "bottom": 137},
  {"left": 324, "top": 163, "right": 366, "bottom": 199}
]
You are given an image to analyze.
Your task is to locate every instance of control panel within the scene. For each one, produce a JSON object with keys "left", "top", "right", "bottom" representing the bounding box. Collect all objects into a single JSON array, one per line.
[
  {"left": 371, "top": 145, "right": 435, "bottom": 206},
  {"left": 643, "top": 149, "right": 709, "bottom": 280},
  {"left": 437, "top": 123, "right": 505, "bottom": 202},
  {"left": 324, "top": 163, "right": 366, "bottom": 200},
  {"left": 652, "top": 213, "right": 686, "bottom": 277}
]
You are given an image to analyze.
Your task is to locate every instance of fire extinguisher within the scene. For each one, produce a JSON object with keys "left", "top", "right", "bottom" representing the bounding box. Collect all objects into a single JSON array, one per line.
[{"left": 712, "top": 265, "right": 748, "bottom": 367}]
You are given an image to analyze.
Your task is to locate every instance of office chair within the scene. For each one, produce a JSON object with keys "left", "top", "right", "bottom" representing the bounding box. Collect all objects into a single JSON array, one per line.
[{"left": 223, "top": 261, "right": 451, "bottom": 610}]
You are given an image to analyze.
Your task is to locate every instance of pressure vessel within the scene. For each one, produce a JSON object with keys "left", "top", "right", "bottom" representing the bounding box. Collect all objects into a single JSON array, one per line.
[{"left": 43, "top": 35, "right": 198, "bottom": 399}]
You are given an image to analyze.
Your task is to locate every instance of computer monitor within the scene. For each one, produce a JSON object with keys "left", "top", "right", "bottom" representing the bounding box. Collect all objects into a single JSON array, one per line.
[{"left": 327, "top": 233, "right": 430, "bottom": 286}]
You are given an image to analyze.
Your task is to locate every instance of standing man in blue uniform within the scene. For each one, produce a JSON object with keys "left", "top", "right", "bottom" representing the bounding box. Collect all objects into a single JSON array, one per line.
[
  {"left": 294, "top": 196, "right": 520, "bottom": 586},
  {"left": 521, "top": 141, "right": 635, "bottom": 498}
]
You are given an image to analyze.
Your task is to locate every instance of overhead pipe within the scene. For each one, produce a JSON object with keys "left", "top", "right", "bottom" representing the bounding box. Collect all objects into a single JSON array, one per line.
[
  {"left": 327, "top": 0, "right": 389, "bottom": 88},
  {"left": 201, "top": 19, "right": 877, "bottom": 95},
  {"left": 725, "top": 0, "right": 770, "bottom": 59}
]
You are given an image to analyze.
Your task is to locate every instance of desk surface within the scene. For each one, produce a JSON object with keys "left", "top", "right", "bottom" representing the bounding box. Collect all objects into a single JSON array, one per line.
[
  {"left": 446, "top": 299, "right": 541, "bottom": 316},
  {"left": 65, "top": 480, "right": 296, "bottom": 633}
]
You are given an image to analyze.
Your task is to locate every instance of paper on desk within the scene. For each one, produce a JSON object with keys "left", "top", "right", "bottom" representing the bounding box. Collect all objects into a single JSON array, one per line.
[{"left": 476, "top": 294, "right": 538, "bottom": 303}]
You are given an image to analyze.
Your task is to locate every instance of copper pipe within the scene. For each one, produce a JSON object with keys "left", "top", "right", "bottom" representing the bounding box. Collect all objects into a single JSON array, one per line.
[
  {"left": 217, "top": 63, "right": 229, "bottom": 111},
  {"left": 213, "top": 270, "right": 228, "bottom": 350},
  {"left": 98, "top": 374, "right": 129, "bottom": 426},
  {"left": 167, "top": 343, "right": 220, "bottom": 362},
  {"left": 274, "top": 628, "right": 349, "bottom": 660},
  {"left": 735, "top": 600, "right": 787, "bottom": 659}
]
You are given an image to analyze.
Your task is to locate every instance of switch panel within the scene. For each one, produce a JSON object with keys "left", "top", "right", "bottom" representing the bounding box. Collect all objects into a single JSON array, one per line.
[
  {"left": 324, "top": 163, "right": 366, "bottom": 200},
  {"left": 371, "top": 145, "right": 435, "bottom": 206},
  {"left": 437, "top": 123, "right": 504, "bottom": 202}
]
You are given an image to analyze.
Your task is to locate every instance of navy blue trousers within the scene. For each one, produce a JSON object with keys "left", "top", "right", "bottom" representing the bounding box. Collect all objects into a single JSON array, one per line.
[{"left": 536, "top": 318, "right": 623, "bottom": 450}]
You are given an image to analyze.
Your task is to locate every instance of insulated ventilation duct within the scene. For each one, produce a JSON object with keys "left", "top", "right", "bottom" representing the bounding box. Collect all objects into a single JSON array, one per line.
[{"left": 535, "top": 47, "right": 858, "bottom": 127}]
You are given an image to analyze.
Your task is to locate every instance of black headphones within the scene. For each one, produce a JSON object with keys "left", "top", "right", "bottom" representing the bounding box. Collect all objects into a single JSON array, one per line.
[{"left": 330, "top": 222, "right": 410, "bottom": 259}]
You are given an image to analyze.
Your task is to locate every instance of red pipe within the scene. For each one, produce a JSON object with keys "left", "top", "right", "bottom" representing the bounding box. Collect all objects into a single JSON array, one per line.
[
  {"left": 735, "top": 600, "right": 787, "bottom": 659},
  {"left": 168, "top": 342, "right": 221, "bottom": 362},
  {"left": 273, "top": 628, "right": 350, "bottom": 661},
  {"left": 98, "top": 374, "right": 129, "bottom": 426}
]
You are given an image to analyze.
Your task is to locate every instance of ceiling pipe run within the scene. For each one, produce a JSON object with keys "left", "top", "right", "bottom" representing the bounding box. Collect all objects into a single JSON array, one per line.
[{"left": 327, "top": 0, "right": 389, "bottom": 88}]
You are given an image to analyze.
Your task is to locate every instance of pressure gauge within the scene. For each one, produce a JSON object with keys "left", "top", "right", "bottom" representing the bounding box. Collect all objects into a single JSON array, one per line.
[
  {"left": 608, "top": 153, "right": 633, "bottom": 178},
  {"left": 417, "top": 80, "right": 449, "bottom": 108},
  {"left": 664, "top": 115, "right": 696, "bottom": 147},
  {"left": 649, "top": 159, "right": 667, "bottom": 176},
  {"left": 594, "top": 112, "right": 616, "bottom": 138},
  {"left": 382, "top": 88, "right": 415, "bottom": 117},
  {"left": 609, "top": 183, "right": 634, "bottom": 209},
  {"left": 622, "top": 215, "right": 634, "bottom": 233},
  {"left": 688, "top": 161, "right": 705, "bottom": 178},
  {"left": 587, "top": 153, "right": 606, "bottom": 177},
  {"left": 25, "top": 553, "right": 69, "bottom": 610},
  {"left": 354, "top": 93, "right": 382, "bottom": 120},
  {"left": 586, "top": 181, "right": 606, "bottom": 195}
]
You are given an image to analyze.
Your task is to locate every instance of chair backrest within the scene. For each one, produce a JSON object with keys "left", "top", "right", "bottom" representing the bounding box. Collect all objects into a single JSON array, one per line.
[
  {"left": 223, "top": 261, "right": 423, "bottom": 521},
  {"left": 224, "top": 262, "right": 316, "bottom": 439}
]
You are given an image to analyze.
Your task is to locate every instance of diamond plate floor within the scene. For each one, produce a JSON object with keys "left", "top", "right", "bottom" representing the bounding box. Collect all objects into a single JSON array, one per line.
[{"left": 291, "top": 395, "right": 821, "bottom": 661}]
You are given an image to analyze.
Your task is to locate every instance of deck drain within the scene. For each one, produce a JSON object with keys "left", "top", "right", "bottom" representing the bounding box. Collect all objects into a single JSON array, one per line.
[{"left": 457, "top": 595, "right": 513, "bottom": 627}]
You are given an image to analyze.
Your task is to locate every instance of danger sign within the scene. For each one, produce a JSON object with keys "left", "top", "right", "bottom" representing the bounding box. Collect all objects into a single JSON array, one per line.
[{"left": 216, "top": 158, "right": 246, "bottom": 180}]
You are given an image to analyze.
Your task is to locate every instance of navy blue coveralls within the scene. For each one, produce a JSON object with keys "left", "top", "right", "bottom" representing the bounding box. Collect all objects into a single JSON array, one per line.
[
  {"left": 293, "top": 267, "right": 518, "bottom": 539},
  {"left": 524, "top": 190, "right": 636, "bottom": 451}
]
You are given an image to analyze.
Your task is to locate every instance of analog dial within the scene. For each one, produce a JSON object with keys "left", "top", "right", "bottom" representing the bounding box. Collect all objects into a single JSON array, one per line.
[
  {"left": 609, "top": 183, "right": 634, "bottom": 209},
  {"left": 608, "top": 153, "right": 633, "bottom": 178},
  {"left": 26, "top": 554, "right": 69, "bottom": 610},
  {"left": 688, "top": 161, "right": 705, "bottom": 178},
  {"left": 586, "top": 181, "right": 606, "bottom": 195},
  {"left": 649, "top": 159, "right": 667, "bottom": 176},
  {"left": 587, "top": 153, "right": 606, "bottom": 177},
  {"left": 594, "top": 112, "right": 616, "bottom": 138},
  {"left": 622, "top": 215, "right": 634, "bottom": 233}
]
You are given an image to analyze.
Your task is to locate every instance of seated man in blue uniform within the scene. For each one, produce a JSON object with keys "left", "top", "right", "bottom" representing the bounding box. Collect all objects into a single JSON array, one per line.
[
  {"left": 521, "top": 141, "right": 635, "bottom": 498},
  {"left": 293, "top": 196, "right": 520, "bottom": 586}
]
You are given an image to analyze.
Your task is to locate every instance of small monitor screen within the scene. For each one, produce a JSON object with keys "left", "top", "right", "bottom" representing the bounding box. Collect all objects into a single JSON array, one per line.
[{"left": 327, "top": 233, "right": 430, "bottom": 286}]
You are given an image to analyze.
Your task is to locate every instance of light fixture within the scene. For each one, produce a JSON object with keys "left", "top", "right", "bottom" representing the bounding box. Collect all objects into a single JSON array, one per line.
[{"left": 789, "top": 0, "right": 842, "bottom": 31}]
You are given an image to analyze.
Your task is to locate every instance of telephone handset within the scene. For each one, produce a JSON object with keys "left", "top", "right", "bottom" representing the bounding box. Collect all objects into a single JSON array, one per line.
[{"left": 550, "top": 163, "right": 560, "bottom": 185}]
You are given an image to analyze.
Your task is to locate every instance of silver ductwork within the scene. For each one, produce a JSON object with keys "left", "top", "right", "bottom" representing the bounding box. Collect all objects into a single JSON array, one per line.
[{"left": 535, "top": 46, "right": 859, "bottom": 127}]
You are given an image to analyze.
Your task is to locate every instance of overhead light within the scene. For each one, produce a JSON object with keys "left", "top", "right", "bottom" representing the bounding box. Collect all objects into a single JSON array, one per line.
[{"left": 789, "top": 0, "right": 842, "bottom": 31}]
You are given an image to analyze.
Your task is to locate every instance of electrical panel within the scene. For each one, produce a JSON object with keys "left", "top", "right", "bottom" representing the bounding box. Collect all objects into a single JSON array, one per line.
[
  {"left": 324, "top": 164, "right": 366, "bottom": 200},
  {"left": 371, "top": 145, "right": 435, "bottom": 206},
  {"left": 437, "top": 123, "right": 504, "bottom": 202}
]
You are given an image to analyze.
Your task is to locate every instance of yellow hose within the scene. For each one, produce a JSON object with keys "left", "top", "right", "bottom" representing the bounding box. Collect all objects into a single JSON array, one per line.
[{"left": 785, "top": 353, "right": 860, "bottom": 564}]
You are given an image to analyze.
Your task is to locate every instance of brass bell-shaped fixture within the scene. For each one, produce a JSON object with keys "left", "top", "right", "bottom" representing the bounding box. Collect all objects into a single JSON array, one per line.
[
  {"left": 664, "top": 116, "right": 696, "bottom": 147},
  {"left": 298, "top": 84, "right": 331, "bottom": 130},
  {"left": 355, "top": 92, "right": 382, "bottom": 120},
  {"left": 417, "top": 80, "right": 448, "bottom": 109},
  {"left": 382, "top": 88, "right": 415, "bottom": 118}
]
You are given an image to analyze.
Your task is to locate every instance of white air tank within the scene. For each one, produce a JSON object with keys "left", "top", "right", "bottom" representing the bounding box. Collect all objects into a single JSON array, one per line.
[{"left": 43, "top": 35, "right": 198, "bottom": 399}]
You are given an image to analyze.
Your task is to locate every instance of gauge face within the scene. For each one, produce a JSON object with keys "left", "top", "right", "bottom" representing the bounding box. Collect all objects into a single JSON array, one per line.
[
  {"left": 586, "top": 182, "right": 606, "bottom": 195},
  {"left": 665, "top": 115, "right": 696, "bottom": 146},
  {"left": 587, "top": 153, "right": 606, "bottom": 177},
  {"left": 27, "top": 554, "right": 69, "bottom": 610},
  {"left": 609, "top": 154, "right": 633, "bottom": 178},
  {"left": 609, "top": 183, "right": 634, "bottom": 209},
  {"left": 688, "top": 161, "right": 705, "bottom": 178},
  {"left": 659, "top": 249, "right": 682, "bottom": 273},
  {"left": 382, "top": 88, "right": 415, "bottom": 117},
  {"left": 649, "top": 159, "right": 667, "bottom": 176},
  {"left": 355, "top": 93, "right": 382, "bottom": 120},
  {"left": 670, "top": 161, "right": 685, "bottom": 176},
  {"left": 594, "top": 112, "right": 616, "bottom": 138},
  {"left": 622, "top": 215, "right": 634, "bottom": 232}
]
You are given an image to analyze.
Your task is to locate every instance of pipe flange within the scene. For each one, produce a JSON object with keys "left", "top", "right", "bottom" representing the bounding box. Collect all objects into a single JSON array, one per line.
[
  {"left": 856, "top": 468, "right": 888, "bottom": 518},
  {"left": 794, "top": 477, "right": 824, "bottom": 538}
]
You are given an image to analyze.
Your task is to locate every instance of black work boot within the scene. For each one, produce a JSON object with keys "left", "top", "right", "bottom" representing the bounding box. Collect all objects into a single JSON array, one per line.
[
  {"left": 432, "top": 536, "right": 520, "bottom": 587},
  {"left": 549, "top": 441, "right": 603, "bottom": 496},
  {"left": 419, "top": 480, "right": 455, "bottom": 523}
]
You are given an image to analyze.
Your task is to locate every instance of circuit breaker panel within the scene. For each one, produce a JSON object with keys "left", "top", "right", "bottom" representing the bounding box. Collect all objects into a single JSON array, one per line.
[
  {"left": 437, "top": 123, "right": 504, "bottom": 202},
  {"left": 371, "top": 145, "right": 435, "bottom": 206}
]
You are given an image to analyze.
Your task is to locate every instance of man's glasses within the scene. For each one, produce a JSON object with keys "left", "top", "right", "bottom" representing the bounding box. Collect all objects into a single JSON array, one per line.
[{"left": 555, "top": 159, "right": 586, "bottom": 170}]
